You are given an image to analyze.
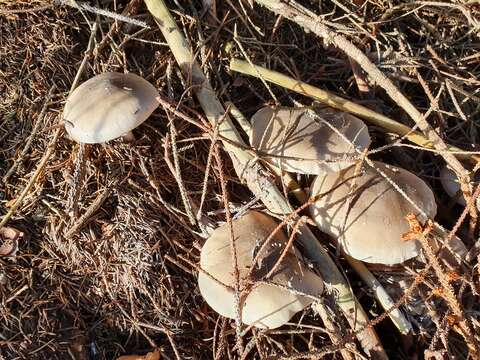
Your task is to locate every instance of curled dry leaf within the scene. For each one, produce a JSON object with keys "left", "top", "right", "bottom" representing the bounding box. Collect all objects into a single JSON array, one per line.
[
  {"left": 0, "top": 227, "right": 23, "bottom": 257},
  {"left": 5, "top": 198, "right": 17, "bottom": 208},
  {"left": 116, "top": 350, "right": 160, "bottom": 360}
]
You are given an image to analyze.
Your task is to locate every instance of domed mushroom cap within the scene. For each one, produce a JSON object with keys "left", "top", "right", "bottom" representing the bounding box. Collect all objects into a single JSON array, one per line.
[
  {"left": 198, "top": 211, "right": 323, "bottom": 329},
  {"left": 63, "top": 72, "right": 159, "bottom": 143},
  {"left": 310, "top": 162, "right": 437, "bottom": 265},
  {"left": 250, "top": 107, "right": 371, "bottom": 174}
]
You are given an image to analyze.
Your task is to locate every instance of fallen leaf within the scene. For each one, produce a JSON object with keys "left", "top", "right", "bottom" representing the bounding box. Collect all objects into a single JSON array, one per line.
[
  {"left": 5, "top": 198, "right": 16, "bottom": 208},
  {"left": 0, "top": 227, "right": 23, "bottom": 257},
  {"left": 117, "top": 350, "right": 160, "bottom": 360}
]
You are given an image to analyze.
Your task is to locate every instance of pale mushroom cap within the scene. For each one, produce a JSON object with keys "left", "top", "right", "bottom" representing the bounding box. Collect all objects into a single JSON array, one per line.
[
  {"left": 198, "top": 211, "right": 323, "bottom": 329},
  {"left": 440, "top": 166, "right": 480, "bottom": 210},
  {"left": 63, "top": 72, "right": 159, "bottom": 143},
  {"left": 310, "top": 162, "right": 437, "bottom": 265},
  {"left": 241, "top": 262, "right": 321, "bottom": 328},
  {"left": 440, "top": 166, "right": 465, "bottom": 206},
  {"left": 250, "top": 107, "right": 371, "bottom": 174}
]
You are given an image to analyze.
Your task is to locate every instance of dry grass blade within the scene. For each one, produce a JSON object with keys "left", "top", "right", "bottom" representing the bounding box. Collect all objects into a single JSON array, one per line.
[
  {"left": 0, "top": 126, "right": 61, "bottom": 229},
  {"left": 64, "top": 185, "right": 112, "bottom": 238},
  {"left": 2, "top": 85, "right": 56, "bottom": 184},
  {"left": 55, "top": 0, "right": 150, "bottom": 29},
  {"left": 0, "top": 17, "right": 97, "bottom": 229}
]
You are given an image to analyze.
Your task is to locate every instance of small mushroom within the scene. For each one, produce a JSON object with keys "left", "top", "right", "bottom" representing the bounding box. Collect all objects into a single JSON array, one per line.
[
  {"left": 310, "top": 162, "right": 437, "bottom": 265},
  {"left": 440, "top": 165, "right": 480, "bottom": 210},
  {"left": 198, "top": 211, "right": 323, "bottom": 329},
  {"left": 63, "top": 72, "right": 159, "bottom": 144},
  {"left": 250, "top": 106, "right": 371, "bottom": 174}
]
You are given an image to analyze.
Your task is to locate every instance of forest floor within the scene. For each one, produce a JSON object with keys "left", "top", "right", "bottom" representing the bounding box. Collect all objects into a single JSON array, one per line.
[{"left": 0, "top": 0, "right": 479, "bottom": 359}]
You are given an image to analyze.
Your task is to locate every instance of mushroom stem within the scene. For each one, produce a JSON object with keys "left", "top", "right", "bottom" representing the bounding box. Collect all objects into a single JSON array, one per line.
[
  {"left": 346, "top": 255, "right": 413, "bottom": 335},
  {"left": 121, "top": 131, "right": 135, "bottom": 142}
]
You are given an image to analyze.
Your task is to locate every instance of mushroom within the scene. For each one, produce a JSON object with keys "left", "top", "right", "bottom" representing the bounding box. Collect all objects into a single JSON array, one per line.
[
  {"left": 250, "top": 106, "right": 371, "bottom": 174},
  {"left": 198, "top": 210, "right": 323, "bottom": 329},
  {"left": 310, "top": 161, "right": 437, "bottom": 265},
  {"left": 440, "top": 165, "right": 480, "bottom": 210},
  {"left": 63, "top": 72, "right": 159, "bottom": 144}
]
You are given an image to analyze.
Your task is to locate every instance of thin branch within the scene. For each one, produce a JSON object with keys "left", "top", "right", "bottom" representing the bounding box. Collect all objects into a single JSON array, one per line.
[
  {"left": 0, "top": 126, "right": 61, "bottom": 229},
  {"left": 64, "top": 185, "right": 111, "bottom": 238},
  {"left": 214, "top": 146, "right": 244, "bottom": 354},
  {"left": 55, "top": 0, "right": 150, "bottom": 29},
  {"left": 0, "top": 21, "right": 96, "bottom": 230}
]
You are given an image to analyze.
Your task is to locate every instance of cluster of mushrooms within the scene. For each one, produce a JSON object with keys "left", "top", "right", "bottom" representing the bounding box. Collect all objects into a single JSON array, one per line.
[
  {"left": 64, "top": 72, "right": 468, "bottom": 329},
  {"left": 199, "top": 106, "right": 442, "bottom": 329}
]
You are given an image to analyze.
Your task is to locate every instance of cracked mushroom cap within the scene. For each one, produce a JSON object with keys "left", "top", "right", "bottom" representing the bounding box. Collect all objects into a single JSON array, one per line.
[
  {"left": 63, "top": 72, "right": 159, "bottom": 143},
  {"left": 250, "top": 106, "right": 371, "bottom": 174},
  {"left": 310, "top": 162, "right": 437, "bottom": 265},
  {"left": 198, "top": 211, "right": 323, "bottom": 329}
]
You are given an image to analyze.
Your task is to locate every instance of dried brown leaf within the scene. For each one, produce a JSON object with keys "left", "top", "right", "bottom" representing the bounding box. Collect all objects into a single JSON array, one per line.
[
  {"left": 116, "top": 350, "right": 161, "bottom": 360},
  {"left": 0, "top": 227, "right": 23, "bottom": 257}
]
